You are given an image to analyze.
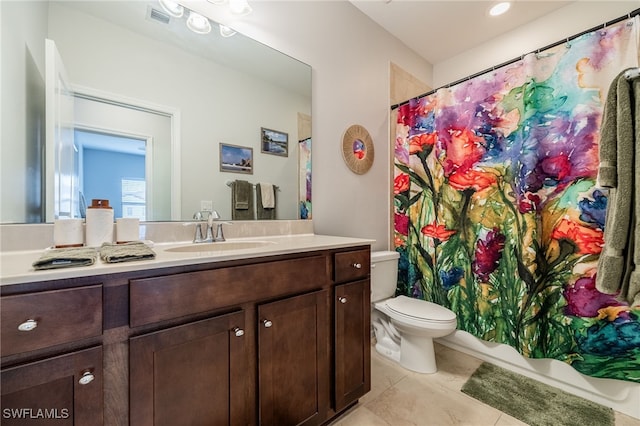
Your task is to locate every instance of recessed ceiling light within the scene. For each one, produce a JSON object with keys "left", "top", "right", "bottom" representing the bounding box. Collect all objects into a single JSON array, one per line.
[
  {"left": 186, "top": 11, "right": 212, "bottom": 34},
  {"left": 489, "top": 2, "right": 511, "bottom": 17}
]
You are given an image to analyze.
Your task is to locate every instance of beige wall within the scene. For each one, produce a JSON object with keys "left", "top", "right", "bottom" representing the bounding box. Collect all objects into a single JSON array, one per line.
[{"left": 390, "top": 62, "right": 431, "bottom": 107}]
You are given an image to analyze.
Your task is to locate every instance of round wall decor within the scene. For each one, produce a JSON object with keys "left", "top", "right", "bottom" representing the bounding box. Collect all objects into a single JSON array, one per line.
[{"left": 341, "top": 124, "right": 374, "bottom": 174}]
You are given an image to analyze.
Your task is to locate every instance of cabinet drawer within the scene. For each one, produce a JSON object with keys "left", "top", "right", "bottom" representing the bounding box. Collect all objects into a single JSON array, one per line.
[
  {"left": 334, "top": 249, "right": 370, "bottom": 283},
  {"left": 1, "top": 286, "right": 103, "bottom": 357},
  {"left": 130, "top": 255, "right": 327, "bottom": 327}
]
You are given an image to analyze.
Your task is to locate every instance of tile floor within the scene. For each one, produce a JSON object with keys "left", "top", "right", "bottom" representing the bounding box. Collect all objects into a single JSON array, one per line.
[{"left": 330, "top": 342, "right": 640, "bottom": 426}]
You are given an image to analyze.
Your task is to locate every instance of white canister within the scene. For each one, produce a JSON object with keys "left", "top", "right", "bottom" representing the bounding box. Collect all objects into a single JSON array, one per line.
[
  {"left": 116, "top": 218, "right": 140, "bottom": 243},
  {"left": 53, "top": 218, "right": 84, "bottom": 248},
  {"left": 85, "top": 199, "right": 114, "bottom": 247}
]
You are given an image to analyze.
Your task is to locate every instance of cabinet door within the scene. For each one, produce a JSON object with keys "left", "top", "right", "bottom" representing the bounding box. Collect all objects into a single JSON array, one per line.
[
  {"left": 129, "top": 311, "right": 247, "bottom": 426},
  {"left": 334, "top": 279, "right": 371, "bottom": 412},
  {"left": 1, "top": 346, "right": 103, "bottom": 425},
  {"left": 258, "top": 290, "right": 329, "bottom": 426}
]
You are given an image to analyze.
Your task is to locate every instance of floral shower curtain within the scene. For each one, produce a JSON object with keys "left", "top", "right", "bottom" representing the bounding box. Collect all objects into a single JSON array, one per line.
[{"left": 393, "top": 17, "right": 640, "bottom": 382}]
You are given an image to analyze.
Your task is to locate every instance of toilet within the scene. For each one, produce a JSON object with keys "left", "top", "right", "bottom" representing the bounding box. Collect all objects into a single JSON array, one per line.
[{"left": 371, "top": 251, "right": 457, "bottom": 374}]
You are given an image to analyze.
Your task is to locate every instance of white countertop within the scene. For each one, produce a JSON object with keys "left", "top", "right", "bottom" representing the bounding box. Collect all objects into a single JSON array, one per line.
[{"left": 0, "top": 234, "right": 374, "bottom": 286}]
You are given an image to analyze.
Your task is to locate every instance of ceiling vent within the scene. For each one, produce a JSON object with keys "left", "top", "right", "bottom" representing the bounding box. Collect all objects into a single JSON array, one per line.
[{"left": 147, "top": 5, "right": 171, "bottom": 25}]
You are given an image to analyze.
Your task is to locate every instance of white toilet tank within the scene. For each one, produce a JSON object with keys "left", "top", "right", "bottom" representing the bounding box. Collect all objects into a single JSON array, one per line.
[{"left": 371, "top": 251, "right": 400, "bottom": 302}]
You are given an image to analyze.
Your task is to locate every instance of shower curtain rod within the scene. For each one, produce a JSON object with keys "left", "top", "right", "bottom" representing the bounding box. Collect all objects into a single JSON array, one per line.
[{"left": 391, "top": 7, "right": 640, "bottom": 110}]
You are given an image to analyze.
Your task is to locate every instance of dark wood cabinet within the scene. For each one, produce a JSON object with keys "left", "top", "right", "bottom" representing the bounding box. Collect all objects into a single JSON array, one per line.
[
  {"left": 258, "top": 290, "right": 330, "bottom": 426},
  {"left": 1, "top": 245, "right": 371, "bottom": 426},
  {"left": 334, "top": 279, "right": 371, "bottom": 412},
  {"left": 129, "top": 311, "right": 248, "bottom": 426},
  {"left": 1, "top": 346, "right": 103, "bottom": 425}
]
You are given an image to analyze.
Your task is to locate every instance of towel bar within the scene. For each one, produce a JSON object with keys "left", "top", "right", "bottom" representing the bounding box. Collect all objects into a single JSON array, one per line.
[{"left": 225, "top": 180, "right": 280, "bottom": 190}]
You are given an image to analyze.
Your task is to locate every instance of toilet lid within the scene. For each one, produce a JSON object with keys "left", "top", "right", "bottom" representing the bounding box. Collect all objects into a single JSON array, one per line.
[{"left": 385, "top": 296, "right": 456, "bottom": 322}]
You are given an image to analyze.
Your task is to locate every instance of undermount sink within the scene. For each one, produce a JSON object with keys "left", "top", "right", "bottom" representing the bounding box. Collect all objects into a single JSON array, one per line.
[{"left": 165, "top": 240, "right": 275, "bottom": 253}]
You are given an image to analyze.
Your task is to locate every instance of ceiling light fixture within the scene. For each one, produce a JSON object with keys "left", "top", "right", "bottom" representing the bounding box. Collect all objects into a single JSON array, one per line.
[
  {"left": 187, "top": 11, "right": 212, "bottom": 34},
  {"left": 219, "top": 25, "right": 237, "bottom": 38},
  {"left": 229, "top": 0, "right": 252, "bottom": 16},
  {"left": 158, "top": 0, "right": 184, "bottom": 18},
  {"left": 489, "top": 2, "right": 511, "bottom": 17},
  {"left": 157, "top": 0, "right": 246, "bottom": 37}
]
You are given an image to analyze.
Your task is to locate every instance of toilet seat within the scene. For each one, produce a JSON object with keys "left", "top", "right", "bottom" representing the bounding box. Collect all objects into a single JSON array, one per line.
[{"left": 377, "top": 296, "right": 456, "bottom": 325}]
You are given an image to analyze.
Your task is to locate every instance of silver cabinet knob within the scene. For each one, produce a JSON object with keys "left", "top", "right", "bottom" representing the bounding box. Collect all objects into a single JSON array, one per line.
[
  {"left": 18, "top": 319, "right": 38, "bottom": 332},
  {"left": 78, "top": 371, "right": 95, "bottom": 385},
  {"left": 262, "top": 319, "right": 273, "bottom": 328},
  {"left": 338, "top": 297, "right": 347, "bottom": 304},
  {"left": 233, "top": 327, "right": 244, "bottom": 337},
  {"left": 351, "top": 263, "right": 362, "bottom": 269}
]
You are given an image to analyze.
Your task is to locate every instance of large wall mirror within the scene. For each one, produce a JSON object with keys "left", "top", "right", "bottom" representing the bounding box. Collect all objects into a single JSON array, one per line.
[{"left": 1, "top": 0, "right": 311, "bottom": 224}]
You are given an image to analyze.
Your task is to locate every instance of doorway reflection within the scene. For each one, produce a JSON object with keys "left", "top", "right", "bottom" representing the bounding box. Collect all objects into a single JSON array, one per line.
[
  {"left": 77, "top": 129, "right": 147, "bottom": 220},
  {"left": 74, "top": 93, "right": 174, "bottom": 221}
]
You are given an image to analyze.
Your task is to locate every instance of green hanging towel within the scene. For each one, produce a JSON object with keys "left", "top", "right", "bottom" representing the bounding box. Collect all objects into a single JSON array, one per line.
[{"left": 231, "top": 180, "right": 254, "bottom": 220}]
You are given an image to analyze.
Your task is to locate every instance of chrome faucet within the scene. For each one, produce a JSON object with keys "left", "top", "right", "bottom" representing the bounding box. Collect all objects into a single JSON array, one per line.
[
  {"left": 193, "top": 211, "right": 207, "bottom": 243},
  {"left": 193, "top": 210, "right": 226, "bottom": 243},
  {"left": 213, "top": 223, "right": 226, "bottom": 242},
  {"left": 208, "top": 210, "right": 226, "bottom": 242}
]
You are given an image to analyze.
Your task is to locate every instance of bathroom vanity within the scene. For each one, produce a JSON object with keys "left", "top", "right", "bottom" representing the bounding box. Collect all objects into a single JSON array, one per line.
[{"left": 0, "top": 234, "right": 372, "bottom": 425}]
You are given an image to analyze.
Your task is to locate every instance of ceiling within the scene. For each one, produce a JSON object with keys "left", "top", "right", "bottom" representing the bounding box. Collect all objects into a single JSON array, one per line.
[{"left": 349, "top": 1, "right": 574, "bottom": 64}]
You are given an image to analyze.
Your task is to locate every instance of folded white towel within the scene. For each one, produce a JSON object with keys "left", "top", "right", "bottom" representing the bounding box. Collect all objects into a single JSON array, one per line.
[{"left": 260, "top": 183, "right": 275, "bottom": 208}]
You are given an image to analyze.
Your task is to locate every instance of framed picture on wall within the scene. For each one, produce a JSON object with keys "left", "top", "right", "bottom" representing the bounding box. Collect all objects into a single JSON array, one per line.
[
  {"left": 219, "top": 143, "right": 253, "bottom": 174},
  {"left": 261, "top": 127, "right": 288, "bottom": 157}
]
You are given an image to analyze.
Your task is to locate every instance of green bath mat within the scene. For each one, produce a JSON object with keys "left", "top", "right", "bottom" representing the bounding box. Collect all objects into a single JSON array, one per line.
[{"left": 461, "top": 362, "right": 614, "bottom": 426}]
